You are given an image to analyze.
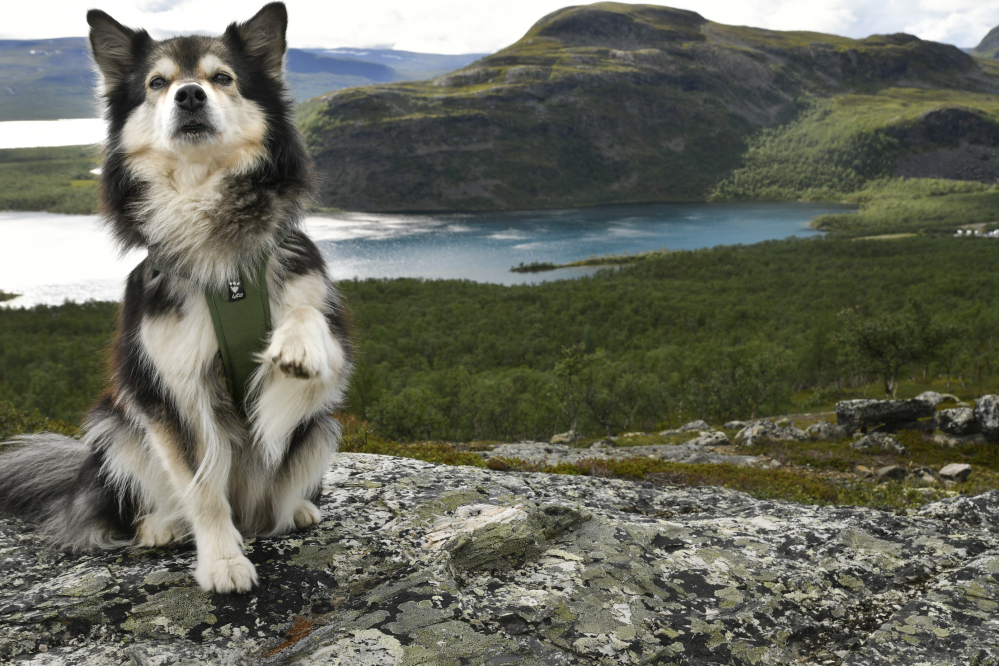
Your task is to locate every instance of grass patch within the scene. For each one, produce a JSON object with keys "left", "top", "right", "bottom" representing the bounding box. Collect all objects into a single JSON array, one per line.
[
  {"left": 0, "top": 401, "right": 77, "bottom": 445},
  {"left": 0, "top": 145, "right": 100, "bottom": 215}
]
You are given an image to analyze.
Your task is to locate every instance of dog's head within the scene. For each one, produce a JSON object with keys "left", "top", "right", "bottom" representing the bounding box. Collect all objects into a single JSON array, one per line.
[{"left": 88, "top": 2, "right": 288, "bottom": 163}]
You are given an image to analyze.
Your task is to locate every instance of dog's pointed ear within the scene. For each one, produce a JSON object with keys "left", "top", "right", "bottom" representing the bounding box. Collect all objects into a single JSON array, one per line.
[
  {"left": 87, "top": 10, "right": 150, "bottom": 88},
  {"left": 227, "top": 2, "right": 288, "bottom": 77}
]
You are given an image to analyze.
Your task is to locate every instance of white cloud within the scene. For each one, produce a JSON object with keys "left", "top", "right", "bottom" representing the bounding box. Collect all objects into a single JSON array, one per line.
[
  {"left": 1, "top": 0, "right": 998, "bottom": 53},
  {"left": 135, "top": 0, "right": 188, "bottom": 14}
]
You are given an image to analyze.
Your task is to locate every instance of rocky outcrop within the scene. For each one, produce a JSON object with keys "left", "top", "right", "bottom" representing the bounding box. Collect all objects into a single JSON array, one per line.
[
  {"left": 850, "top": 432, "right": 908, "bottom": 455},
  {"left": 835, "top": 398, "right": 935, "bottom": 435},
  {"left": 734, "top": 420, "right": 808, "bottom": 447},
  {"left": 2, "top": 453, "right": 999, "bottom": 665},
  {"left": 935, "top": 407, "right": 980, "bottom": 436},
  {"left": 484, "top": 438, "right": 762, "bottom": 468},
  {"left": 806, "top": 421, "right": 849, "bottom": 441},
  {"left": 973, "top": 394, "right": 999, "bottom": 442}
]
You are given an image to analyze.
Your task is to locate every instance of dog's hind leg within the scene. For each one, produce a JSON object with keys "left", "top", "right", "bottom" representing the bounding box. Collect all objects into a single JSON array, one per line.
[
  {"left": 266, "top": 415, "right": 338, "bottom": 535},
  {"left": 145, "top": 423, "right": 257, "bottom": 593}
]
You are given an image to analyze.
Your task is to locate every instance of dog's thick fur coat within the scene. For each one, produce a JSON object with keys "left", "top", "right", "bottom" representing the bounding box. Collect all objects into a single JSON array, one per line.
[{"left": 0, "top": 3, "right": 351, "bottom": 593}]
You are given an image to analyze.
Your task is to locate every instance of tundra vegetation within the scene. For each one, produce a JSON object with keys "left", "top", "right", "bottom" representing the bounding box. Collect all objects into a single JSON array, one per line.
[{"left": 5, "top": 4, "right": 999, "bottom": 509}]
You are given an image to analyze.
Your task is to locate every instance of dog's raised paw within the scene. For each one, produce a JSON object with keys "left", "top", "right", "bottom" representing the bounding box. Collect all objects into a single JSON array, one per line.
[
  {"left": 194, "top": 555, "right": 258, "bottom": 593},
  {"left": 266, "top": 330, "right": 325, "bottom": 380},
  {"left": 293, "top": 500, "right": 322, "bottom": 530}
]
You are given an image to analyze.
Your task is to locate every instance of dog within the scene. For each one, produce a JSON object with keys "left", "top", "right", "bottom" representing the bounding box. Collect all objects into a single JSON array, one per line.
[{"left": 0, "top": 2, "right": 351, "bottom": 593}]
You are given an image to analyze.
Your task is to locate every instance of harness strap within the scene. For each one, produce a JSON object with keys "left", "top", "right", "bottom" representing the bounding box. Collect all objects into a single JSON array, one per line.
[{"left": 150, "top": 228, "right": 292, "bottom": 412}]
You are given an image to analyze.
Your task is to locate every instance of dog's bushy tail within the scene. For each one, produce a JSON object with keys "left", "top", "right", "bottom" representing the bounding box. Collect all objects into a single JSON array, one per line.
[{"left": 0, "top": 433, "right": 133, "bottom": 549}]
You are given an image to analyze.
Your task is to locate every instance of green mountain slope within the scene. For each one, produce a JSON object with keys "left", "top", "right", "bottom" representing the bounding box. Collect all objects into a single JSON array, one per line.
[
  {"left": 972, "top": 25, "right": 999, "bottom": 59},
  {"left": 300, "top": 2, "right": 999, "bottom": 212}
]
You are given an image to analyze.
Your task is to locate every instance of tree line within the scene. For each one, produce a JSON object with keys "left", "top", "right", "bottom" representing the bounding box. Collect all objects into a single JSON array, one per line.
[{"left": 2, "top": 235, "right": 998, "bottom": 439}]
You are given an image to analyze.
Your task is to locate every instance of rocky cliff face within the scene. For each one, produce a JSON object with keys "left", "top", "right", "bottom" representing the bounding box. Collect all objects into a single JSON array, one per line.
[
  {"left": 3, "top": 452, "right": 998, "bottom": 665},
  {"left": 300, "top": 3, "right": 999, "bottom": 212}
]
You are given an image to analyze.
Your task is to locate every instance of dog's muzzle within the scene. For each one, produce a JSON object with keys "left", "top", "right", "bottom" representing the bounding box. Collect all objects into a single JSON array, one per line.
[{"left": 173, "top": 84, "right": 213, "bottom": 137}]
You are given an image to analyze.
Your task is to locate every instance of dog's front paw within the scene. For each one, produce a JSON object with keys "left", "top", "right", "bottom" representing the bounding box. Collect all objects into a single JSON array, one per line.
[
  {"left": 293, "top": 500, "right": 322, "bottom": 530},
  {"left": 194, "top": 555, "right": 258, "bottom": 593},
  {"left": 265, "top": 312, "right": 327, "bottom": 380}
]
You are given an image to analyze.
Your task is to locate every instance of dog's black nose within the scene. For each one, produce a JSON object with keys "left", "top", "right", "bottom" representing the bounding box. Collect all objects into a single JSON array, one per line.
[{"left": 174, "top": 84, "right": 207, "bottom": 112}]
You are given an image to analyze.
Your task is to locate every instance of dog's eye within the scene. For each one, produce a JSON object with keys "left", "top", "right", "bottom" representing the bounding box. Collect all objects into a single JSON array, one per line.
[
  {"left": 213, "top": 72, "right": 233, "bottom": 86},
  {"left": 149, "top": 77, "right": 167, "bottom": 90}
]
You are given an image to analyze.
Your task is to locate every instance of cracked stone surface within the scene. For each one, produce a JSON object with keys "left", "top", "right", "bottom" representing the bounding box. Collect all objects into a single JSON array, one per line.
[
  {"left": 2, "top": 453, "right": 999, "bottom": 665},
  {"left": 483, "top": 439, "right": 765, "bottom": 467}
]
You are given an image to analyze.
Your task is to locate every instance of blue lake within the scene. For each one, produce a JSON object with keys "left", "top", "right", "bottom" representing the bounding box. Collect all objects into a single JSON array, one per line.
[
  {"left": 307, "top": 201, "right": 855, "bottom": 285},
  {"left": 2, "top": 202, "right": 853, "bottom": 307}
]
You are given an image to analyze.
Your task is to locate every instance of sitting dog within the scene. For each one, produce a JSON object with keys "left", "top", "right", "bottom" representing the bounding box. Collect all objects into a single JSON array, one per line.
[{"left": 0, "top": 2, "right": 351, "bottom": 593}]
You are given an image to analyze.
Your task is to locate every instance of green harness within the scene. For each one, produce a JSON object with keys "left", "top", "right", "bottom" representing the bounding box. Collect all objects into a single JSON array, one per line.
[{"left": 151, "top": 230, "right": 290, "bottom": 411}]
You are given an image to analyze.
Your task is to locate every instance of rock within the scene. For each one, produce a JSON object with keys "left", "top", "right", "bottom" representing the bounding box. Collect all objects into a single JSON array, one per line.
[
  {"left": 678, "top": 419, "right": 712, "bottom": 432},
  {"left": 589, "top": 439, "right": 614, "bottom": 449},
  {"left": 618, "top": 432, "right": 648, "bottom": 438},
  {"left": 872, "top": 418, "right": 935, "bottom": 434},
  {"left": 939, "top": 463, "right": 972, "bottom": 482},
  {"left": 835, "top": 398, "right": 935, "bottom": 435},
  {"left": 915, "top": 390, "right": 944, "bottom": 406},
  {"left": 973, "top": 395, "right": 999, "bottom": 442},
  {"left": 850, "top": 432, "right": 908, "bottom": 455},
  {"left": 657, "top": 429, "right": 680, "bottom": 437},
  {"left": 734, "top": 420, "right": 808, "bottom": 447},
  {"left": 935, "top": 407, "right": 980, "bottom": 435},
  {"left": 806, "top": 421, "right": 849, "bottom": 441},
  {"left": 855, "top": 465, "right": 872, "bottom": 477},
  {"left": 906, "top": 467, "right": 938, "bottom": 486},
  {"left": 685, "top": 431, "right": 730, "bottom": 447},
  {"left": 4, "top": 453, "right": 999, "bottom": 664},
  {"left": 875, "top": 465, "right": 907, "bottom": 482},
  {"left": 722, "top": 420, "right": 746, "bottom": 430},
  {"left": 550, "top": 430, "right": 578, "bottom": 445},
  {"left": 486, "top": 439, "right": 764, "bottom": 468}
]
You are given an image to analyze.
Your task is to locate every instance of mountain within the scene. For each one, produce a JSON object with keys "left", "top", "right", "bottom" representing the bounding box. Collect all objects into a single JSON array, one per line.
[
  {"left": 300, "top": 2, "right": 999, "bottom": 212},
  {"left": 0, "top": 39, "right": 485, "bottom": 121},
  {"left": 972, "top": 25, "right": 999, "bottom": 59}
]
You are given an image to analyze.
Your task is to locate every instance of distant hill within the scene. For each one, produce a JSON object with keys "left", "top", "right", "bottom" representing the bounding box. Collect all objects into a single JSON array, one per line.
[
  {"left": 0, "top": 38, "right": 486, "bottom": 121},
  {"left": 972, "top": 25, "right": 999, "bottom": 59},
  {"left": 300, "top": 2, "right": 999, "bottom": 212}
]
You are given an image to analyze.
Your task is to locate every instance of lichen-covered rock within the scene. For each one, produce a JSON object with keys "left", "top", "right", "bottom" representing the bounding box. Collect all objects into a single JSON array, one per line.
[
  {"left": 550, "top": 430, "right": 578, "bottom": 445},
  {"left": 723, "top": 420, "right": 747, "bottom": 430},
  {"left": 685, "top": 431, "right": 729, "bottom": 447},
  {"left": 938, "top": 463, "right": 972, "bottom": 482},
  {"left": 935, "top": 408, "right": 980, "bottom": 436},
  {"left": 678, "top": 419, "right": 712, "bottom": 432},
  {"left": 806, "top": 421, "right": 849, "bottom": 441},
  {"left": 973, "top": 395, "right": 999, "bottom": 442},
  {"left": 484, "top": 440, "right": 764, "bottom": 467},
  {"left": 2, "top": 453, "right": 999, "bottom": 665},
  {"left": 734, "top": 420, "right": 808, "bottom": 447},
  {"left": 836, "top": 398, "right": 935, "bottom": 435},
  {"left": 851, "top": 432, "right": 908, "bottom": 455}
]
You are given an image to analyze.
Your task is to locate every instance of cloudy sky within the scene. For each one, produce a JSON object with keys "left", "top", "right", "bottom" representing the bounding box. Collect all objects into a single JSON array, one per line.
[{"left": 5, "top": 0, "right": 998, "bottom": 54}]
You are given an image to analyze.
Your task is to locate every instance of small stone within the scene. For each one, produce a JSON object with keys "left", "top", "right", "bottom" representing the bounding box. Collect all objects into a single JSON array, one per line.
[
  {"left": 907, "top": 467, "right": 938, "bottom": 486},
  {"left": 487, "top": 458, "right": 511, "bottom": 471},
  {"left": 875, "top": 466, "right": 907, "bottom": 483},
  {"left": 550, "top": 430, "right": 578, "bottom": 445},
  {"left": 806, "top": 421, "right": 848, "bottom": 441},
  {"left": 850, "top": 432, "right": 907, "bottom": 455},
  {"left": 939, "top": 463, "right": 972, "bottom": 482},
  {"left": 686, "top": 431, "right": 729, "bottom": 447},
  {"left": 678, "top": 419, "right": 712, "bottom": 432}
]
